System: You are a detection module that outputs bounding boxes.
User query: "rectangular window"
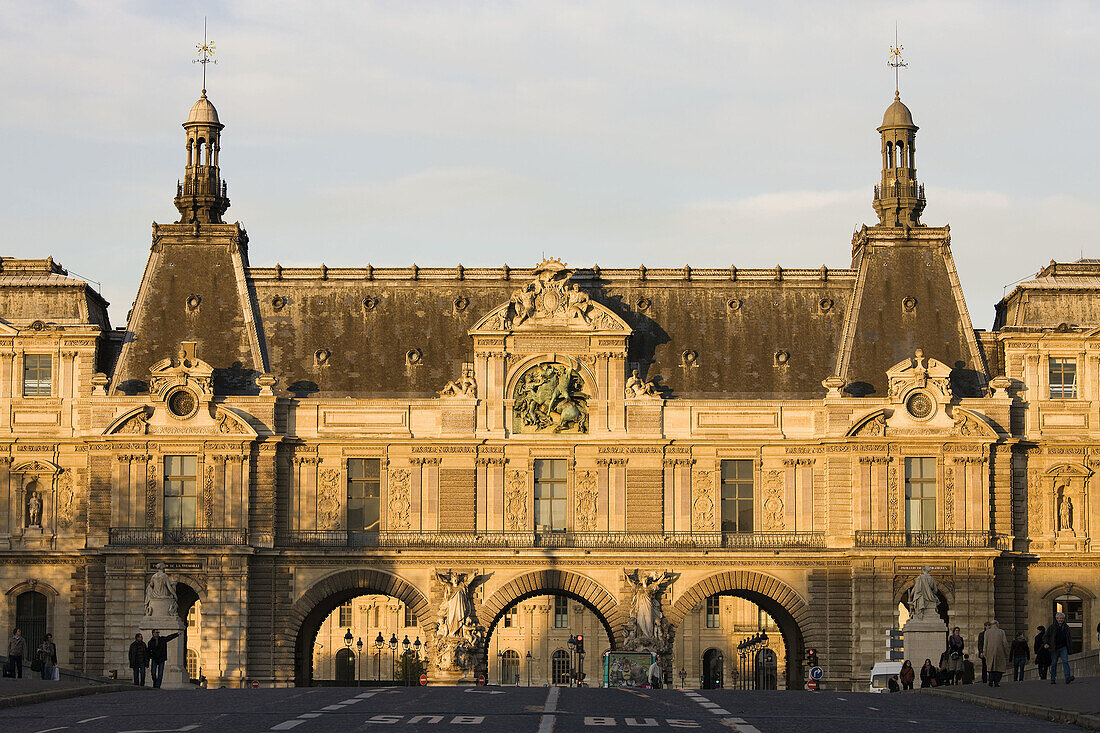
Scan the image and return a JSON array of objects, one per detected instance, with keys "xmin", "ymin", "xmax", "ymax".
[
  {"xmin": 22, "ymin": 355, "xmax": 52, "ymax": 397},
  {"xmin": 339, "ymin": 601, "xmax": 353, "ymax": 629},
  {"xmin": 163, "ymin": 455, "xmax": 198, "ymax": 529},
  {"xmin": 705, "ymin": 595, "xmax": 720, "ymax": 628},
  {"xmin": 1049, "ymin": 358, "xmax": 1078, "ymax": 398},
  {"xmin": 404, "ymin": 605, "xmax": 416, "ymax": 628},
  {"xmin": 347, "ymin": 458, "xmax": 381, "ymax": 531},
  {"xmin": 503, "ymin": 606, "xmax": 518, "ymax": 629},
  {"xmin": 904, "ymin": 457, "xmax": 937, "ymax": 531},
  {"xmin": 553, "ymin": 595, "xmax": 568, "ymax": 628},
  {"xmin": 720, "ymin": 459, "xmax": 754, "ymax": 533},
  {"xmin": 534, "ymin": 459, "xmax": 567, "ymax": 532}
]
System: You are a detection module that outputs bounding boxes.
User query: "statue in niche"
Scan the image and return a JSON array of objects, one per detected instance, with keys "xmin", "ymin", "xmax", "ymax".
[
  {"xmin": 145, "ymin": 562, "xmax": 178, "ymax": 618},
  {"xmin": 624, "ymin": 369, "xmax": 660, "ymax": 398},
  {"xmin": 26, "ymin": 490, "xmax": 42, "ymax": 528},
  {"xmin": 439, "ymin": 364, "xmax": 477, "ymax": 398},
  {"xmin": 1058, "ymin": 495, "xmax": 1074, "ymax": 532},
  {"xmin": 513, "ymin": 362, "xmax": 589, "ymax": 433},
  {"xmin": 907, "ymin": 566, "xmax": 939, "ymax": 622}
]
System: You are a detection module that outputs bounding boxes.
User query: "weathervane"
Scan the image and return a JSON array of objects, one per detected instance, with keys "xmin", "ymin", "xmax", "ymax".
[
  {"xmin": 888, "ymin": 28, "xmax": 907, "ymax": 97},
  {"xmin": 193, "ymin": 18, "xmax": 217, "ymax": 94}
]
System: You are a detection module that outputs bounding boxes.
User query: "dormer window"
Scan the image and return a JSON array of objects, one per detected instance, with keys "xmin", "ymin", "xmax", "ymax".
[{"xmin": 1049, "ymin": 358, "xmax": 1077, "ymax": 399}]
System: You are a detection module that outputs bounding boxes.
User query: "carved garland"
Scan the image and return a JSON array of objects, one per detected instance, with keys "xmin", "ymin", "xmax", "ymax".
[
  {"xmin": 388, "ymin": 469, "xmax": 411, "ymax": 530},
  {"xmin": 943, "ymin": 466, "xmax": 955, "ymax": 530},
  {"xmin": 203, "ymin": 464, "xmax": 215, "ymax": 527},
  {"xmin": 56, "ymin": 469, "xmax": 76, "ymax": 529},
  {"xmin": 318, "ymin": 468, "xmax": 342, "ymax": 529},
  {"xmin": 145, "ymin": 464, "xmax": 158, "ymax": 526},
  {"xmin": 692, "ymin": 471, "xmax": 715, "ymax": 531},
  {"xmin": 887, "ymin": 465, "xmax": 899, "ymax": 530},
  {"xmin": 505, "ymin": 470, "xmax": 528, "ymax": 531},
  {"xmin": 574, "ymin": 470, "xmax": 598, "ymax": 531}
]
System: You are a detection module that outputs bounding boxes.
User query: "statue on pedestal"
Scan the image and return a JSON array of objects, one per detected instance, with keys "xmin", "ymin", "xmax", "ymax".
[
  {"xmin": 430, "ymin": 570, "xmax": 491, "ymax": 674},
  {"xmin": 908, "ymin": 566, "xmax": 939, "ymax": 622},
  {"xmin": 145, "ymin": 562, "xmax": 178, "ymax": 618},
  {"xmin": 623, "ymin": 569, "xmax": 678, "ymax": 654},
  {"xmin": 26, "ymin": 491, "xmax": 42, "ymax": 528}
]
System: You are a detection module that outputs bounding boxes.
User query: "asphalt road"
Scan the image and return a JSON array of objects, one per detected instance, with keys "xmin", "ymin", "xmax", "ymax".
[{"xmin": 0, "ymin": 685, "xmax": 1080, "ymax": 733}]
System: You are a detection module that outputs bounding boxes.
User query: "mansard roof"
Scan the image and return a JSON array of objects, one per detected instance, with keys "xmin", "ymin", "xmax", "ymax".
[
  {"xmin": 0, "ymin": 257, "xmax": 110, "ymax": 330},
  {"xmin": 995, "ymin": 258, "xmax": 1100, "ymax": 330}
]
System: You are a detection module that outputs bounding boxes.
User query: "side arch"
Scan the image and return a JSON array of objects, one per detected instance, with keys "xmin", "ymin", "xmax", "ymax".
[
  {"xmin": 289, "ymin": 569, "xmax": 430, "ymax": 686},
  {"xmin": 480, "ymin": 569, "xmax": 628, "ymax": 644}
]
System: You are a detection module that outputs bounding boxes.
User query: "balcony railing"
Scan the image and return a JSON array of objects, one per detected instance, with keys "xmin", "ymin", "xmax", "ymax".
[
  {"xmin": 277, "ymin": 530, "xmax": 826, "ymax": 550},
  {"xmin": 854, "ymin": 530, "xmax": 997, "ymax": 548},
  {"xmin": 109, "ymin": 527, "xmax": 249, "ymax": 546}
]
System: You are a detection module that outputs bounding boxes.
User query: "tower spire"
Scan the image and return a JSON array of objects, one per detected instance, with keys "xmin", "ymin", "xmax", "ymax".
[
  {"xmin": 873, "ymin": 39, "xmax": 924, "ymax": 228},
  {"xmin": 174, "ymin": 25, "xmax": 229, "ymax": 224}
]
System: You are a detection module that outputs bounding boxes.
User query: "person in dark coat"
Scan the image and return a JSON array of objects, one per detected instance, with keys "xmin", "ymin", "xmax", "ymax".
[
  {"xmin": 128, "ymin": 633, "xmax": 149, "ymax": 686},
  {"xmin": 919, "ymin": 659, "xmax": 936, "ymax": 688},
  {"xmin": 899, "ymin": 660, "xmax": 915, "ymax": 690},
  {"xmin": 146, "ymin": 629, "xmax": 181, "ymax": 689},
  {"xmin": 1034, "ymin": 625, "xmax": 1051, "ymax": 680},
  {"xmin": 1010, "ymin": 632, "xmax": 1030, "ymax": 681},
  {"xmin": 961, "ymin": 654, "xmax": 976, "ymax": 684},
  {"xmin": 977, "ymin": 621, "xmax": 991, "ymax": 683},
  {"xmin": 7, "ymin": 629, "xmax": 26, "ymax": 679},
  {"xmin": 946, "ymin": 627, "xmax": 965, "ymax": 684},
  {"xmin": 36, "ymin": 633, "xmax": 57, "ymax": 681},
  {"xmin": 1043, "ymin": 612, "xmax": 1075, "ymax": 684}
]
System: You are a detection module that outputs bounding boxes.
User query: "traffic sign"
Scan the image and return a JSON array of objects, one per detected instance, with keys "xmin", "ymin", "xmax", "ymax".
[
  {"xmin": 251, "ymin": 680, "xmax": 259, "ymax": 689},
  {"xmin": 477, "ymin": 674, "xmax": 486, "ymax": 686},
  {"xmin": 420, "ymin": 673, "xmax": 428, "ymax": 686},
  {"xmin": 809, "ymin": 666, "xmax": 824, "ymax": 680},
  {"xmin": 806, "ymin": 679, "xmax": 818, "ymax": 691}
]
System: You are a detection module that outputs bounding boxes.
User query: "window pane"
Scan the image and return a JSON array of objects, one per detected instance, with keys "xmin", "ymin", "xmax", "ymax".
[
  {"xmin": 347, "ymin": 458, "xmax": 380, "ymax": 531},
  {"xmin": 23, "ymin": 355, "xmax": 52, "ymax": 396}
]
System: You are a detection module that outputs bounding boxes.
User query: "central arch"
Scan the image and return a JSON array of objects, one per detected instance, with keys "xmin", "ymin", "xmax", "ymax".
[
  {"xmin": 290, "ymin": 569, "xmax": 430, "ymax": 686},
  {"xmin": 668, "ymin": 570, "xmax": 813, "ymax": 691}
]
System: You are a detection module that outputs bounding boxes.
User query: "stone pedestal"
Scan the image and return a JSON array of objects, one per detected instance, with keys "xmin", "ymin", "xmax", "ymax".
[
  {"xmin": 141, "ymin": 615, "xmax": 190, "ymax": 689},
  {"xmin": 902, "ymin": 615, "xmax": 947, "ymax": 668}
]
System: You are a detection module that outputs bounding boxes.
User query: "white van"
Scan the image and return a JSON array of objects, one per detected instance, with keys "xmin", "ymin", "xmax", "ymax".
[{"xmin": 868, "ymin": 661, "xmax": 904, "ymax": 693}]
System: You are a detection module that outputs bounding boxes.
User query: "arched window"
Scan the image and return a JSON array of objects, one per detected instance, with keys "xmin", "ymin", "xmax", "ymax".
[
  {"xmin": 896, "ymin": 141, "xmax": 905, "ymax": 169},
  {"xmin": 186, "ymin": 648, "xmax": 199, "ymax": 680},
  {"xmin": 551, "ymin": 649, "xmax": 571, "ymax": 686},
  {"xmin": 196, "ymin": 138, "xmax": 206, "ymax": 167},
  {"xmin": 886, "ymin": 141, "xmax": 894, "ymax": 169},
  {"xmin": 1053, "ymin": 595, "xmax": 1084, "ymax": 653},
  {"xmin": 15, "ymin": 591, "xmax": 47, "ymax": 655},
  {"xmin": 501, "ymin": 649, "xmax": 520, "ymax": 685}
]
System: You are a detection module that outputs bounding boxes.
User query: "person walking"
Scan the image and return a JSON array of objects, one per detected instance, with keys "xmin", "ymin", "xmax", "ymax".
[
  {"xmin": 128, "ymin": 633, "xmax": 149, "ymax": 686},
  {"xmin": 36, "ymin": 634, "xmax": 57, "ymax": 681},
  {"xmin": 1010, "ymin": 632, "xmax": 1030, "ymax": 682},
  {"xmin": 983, "ymin": 619, "xmax": 1010, "ymax": 687},
  {"xmin": 919, "ymin": 659, "xmax": 936, "ymax": 688},
  {"xmin": 1043, "ymin": 612, "xmax": 1075, "ymax": 684},
  {"xmin": 977, "ymin": 621, "xmax": 991, "ymax": 683},
  {"xmin": 946, "ymin": 627, "xmax": 965, "ymax": 685},
  {"xmin": 1034, "ymin": 625, "xmax": 1051, "ymax": 680},
  {"xmin": 899, "ymin": 660, "xmax": 915, "ymax": 690},
  {"xmin": 146, "ymin": 629, "xmax": 180, "ymax": 689},
  {"xmin": 961, "ymin": 654, "xmax": 975, "ymax": 684},
  {"xmin": 647, "ymin": 656, "xmax": 662, "ymax": 689},
  {"xmin": 7, "ymin": 629, "xmax": 26, "ymax": 679}
]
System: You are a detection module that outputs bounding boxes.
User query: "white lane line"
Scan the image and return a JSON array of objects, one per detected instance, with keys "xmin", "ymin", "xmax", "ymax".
[
  {"xmin": 270, "ymin": 722, "xmax": 305, "ymax": 731},
  {"xmin": 298, "ymin": 714, "xmax": 321, "ymax": 718},
  {"xmin": 33, "ymin": 728, "xmax": 68, "ymax": 733},
  {"xmin": 835, "ymin": 696, "xmax": 847, "ymax": 700},
  {"xmin": 355, "ymin": 692, "xmax": 376, "ymax": 698},
  {"xmin": 119, "ymin": 727, "xmax": 200, "ymax": 733},
  {"xmin": 537, "ymin": 685, "xmax": 560, "ymax": 733},
  {"xmin": 710, "ymin": 709, "xmax": 731, "ymax": 715},
  {"xmin": 867, "ymin": 706, "xmax": 880, "ymax": 711},
  {"xmin": 338, "ymin": 698, "xmax": 362, "ymax": 704},
  {"xmin": 320, "ymin": 704, "xmax": 347, "ymax": 710},
  {"xmin": 721, "ymin": 719, "xmax": 762, "ymax": 733},
  {"xmin": 77, "ymin": 717, "xmax": 108, "ymax": 724}
]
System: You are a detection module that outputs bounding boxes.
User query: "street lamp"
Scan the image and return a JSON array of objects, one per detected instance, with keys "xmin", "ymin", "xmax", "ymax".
[
  {"xmin": 497, "ymin": 650, "xmax": 504, "ymax": 686},
  {"xmin": 402, "ymin": 636, "xmax": 411, "ymax": 686},
  {"xmin": 343, "ymin": 629, "xmax": 353, "ymax": 685},
  {"xmin": 388, "ymin": 634, "xmax": 398, "ymax": 683},
  {"xmin": 526, "ymin": 651, "xmax": 532, "ymax": 687},
  {"xmin": 374, "ymin": 632, "xmax": 384, "ymax": 682},
  {"xmin": 356, "ymin": 637, "xmax": 364, "ymax": 688},
  {"xmin": 413, "ymin": 637, "xmax": 422, "ymax": 662}
]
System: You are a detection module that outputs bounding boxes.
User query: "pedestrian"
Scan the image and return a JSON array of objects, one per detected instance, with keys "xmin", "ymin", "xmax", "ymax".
[
  {"xmin": 1034, "ymin": 625, "xmax": 1051, "ymax": 680},
  {"xmin": 36, "ymin": 633, "xmax": 57, "ymax": 681},
  {"xmin": 128, "ymin": 633, "xmax": 149, "ymax": 686},
  {"xmin": 1010, "ymin": 632, "xmax": 1029, "ymax": 682},
  {"xmin": 977, "ymin": 620, "xmax": 991, "ymax": 683},
  {"xmin": 1043, "ymin": 612, "xmax": 1075, "ymax": 684},
  {"xmin": 946, "ymin": 627, "xmax": 965, "ymax": 684},
  {"xmin": 647, "ymin": 655, "xmax": 661, "ymax": 689},
  {"xmin": 919, "ymin": 658, "xmax": 936, "ymax": 688},
  {"xmin": 935, "ymin": 652, "xmax": 951, "ymax": 686},
  {"xmin": 887, "ymin": 674, "xmax": 900, "ymax": 693},
  {"xmin": 7, "ymin": 628, "xmax": 26, "ymax": 679},
  {"xmin": 983, "ymin": 619, "xmax": 1010, "ymax": 687},
  {"xmin": 146, "ymin": 629, "xmax": 180, "ymax": 689},
  {"xmin": 961, "ymin": 654, "xmax": 975, "ymax": 684},
  {"xmin": 899, "ymin": 660, "xmax": 915, "ymax": 690}
]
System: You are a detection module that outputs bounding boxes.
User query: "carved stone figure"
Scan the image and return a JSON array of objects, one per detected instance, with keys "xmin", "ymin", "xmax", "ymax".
[
  {"xmin": 439, "ymin": 364, "xmax": 477, "ymax": 398},
  {"xmin": 510, "ymin": 285, "xmax": 538, "ymax": 327},
  {"xmin": 907, "ymin": 566, "xmax": 939, "ymax": 621},
  {"xmin": 565, "ymin": 284, "xmax": 591, "ymax": 323},
  {"xmin": 1058, "ymin": 495, "xmax": 1073, "ymax": 532},
  {"xmin": 26, "ymin": 491, "xmax": 41, "ymax": 528},
  {"xmin": 624, "ymin": 369, "xmax": 660, "ymax": 398},
  {"xmin": 145, "ymin": 562, "xmax": 178, "ymax": 618},
  {"xmin": 513, "ymin": 363, "xmax": 589, "ymax": 433},
  {"xmin": 623, "ymin": 569, "xmax": 677, "ymax": 643},
  {"xmin": 434, "ymin": 570, "xmax": 490, "ymax": 639}
]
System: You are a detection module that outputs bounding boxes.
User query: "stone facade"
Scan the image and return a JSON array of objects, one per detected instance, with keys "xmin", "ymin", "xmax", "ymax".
[{"xmin": 0, "ymin": 89, "xmax": 1096, "ymax": 692}]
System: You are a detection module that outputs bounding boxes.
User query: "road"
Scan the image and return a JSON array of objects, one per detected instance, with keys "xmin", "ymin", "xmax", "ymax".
[{"xmin": 0, "ymin": 685, "xmax": 1079, "ymax": 733}]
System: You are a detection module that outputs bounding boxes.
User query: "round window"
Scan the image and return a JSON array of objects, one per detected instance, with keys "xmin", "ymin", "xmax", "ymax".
[
  {"xmin": 905, "ymin": 391, "xmax": 935, "ymax": 420},
  {"xmin": 166, "ymin": 389, "xmax": 198, "ymax": 419}
]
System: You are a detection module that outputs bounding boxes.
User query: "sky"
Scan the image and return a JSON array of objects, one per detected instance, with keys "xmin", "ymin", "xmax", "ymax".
[{"xmin": 2, "ymin": 0, "xmax": 1098, "ymax": 328}]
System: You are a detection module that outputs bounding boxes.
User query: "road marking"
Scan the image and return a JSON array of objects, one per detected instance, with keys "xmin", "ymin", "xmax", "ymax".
[
  {"xmin": 835, "ymin": 697, "xmax": 846, "ymax": 701},
  {"xmin": 464, "ymin": 688, "xmax": 506, "ymax": 694},
  {"xmin": 270, "ymin": 722, "xmax": 305, "ymax": 731},
  {"xmin": 721, "ymin": 719, "xmax": 762, "ymax": 733},
  {"xmin": 339, "ymin": 698, "xmax": 363, "ymax": 704},
  {"xmin": 867, "ymin": 707, "xmax": 879, "ymax": 711},
  {"xmin": 119, "ymin": 727, "xmax": 200, "ymax": 733},
  {"xmin": 537, "ymin": 685, "xmax": 560, "ymax": 733},
  {"xmin": 321, "ymin": 704, "xmax": 347, "ymax": 710},
  {"xmin": 709, "ymin": 710, "xmax": 731, "ymax": 716},
  {"xmin": 77, "ymin": 717, "xmax": 108, "ymax": 724},
  {"xmin": 33, "ymin": 728, "xmax": 68, "ymax": 733},
  {"xmin": 298, "ymin": 714, "xmax": 321, "ymax": 718}
]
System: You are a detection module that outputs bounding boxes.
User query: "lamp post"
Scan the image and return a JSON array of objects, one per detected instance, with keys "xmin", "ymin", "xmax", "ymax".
[
  {"xmin": 497, "ymin": 650, "xmax": 504, "ymax": 686},
  {"xmin": 526, "ymin": 651, "xmax": 532, "ymax": 687},
  {"xmin": 343, "ymin": 629, "xmax": 354, "ymax": 685},
  {"xmin": 401, "ymin": 636, "xmax": 411, "ymax": 686},
  {"xmin": 413, "ymin": 637, "xmax": 422, "ymax": 682},
  {"xmin": 374, "ymin": 632, "xmax": 384, "ymax": 682},
  {"xmin": 356, "ymin": 637, "xmax": 364, "ymax": 688},
  {"xmin": 388, "ymin": 634, "xmax": 398, "ymax": 683}
]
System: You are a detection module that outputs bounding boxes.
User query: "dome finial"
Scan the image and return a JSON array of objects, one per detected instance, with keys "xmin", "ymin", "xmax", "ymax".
[
  {"xmin": 888, "ymin": 26, "xmax": 907, "ymax": 97},
  {"xmin": 193, "ymin": 17, "xmax": 217, "ymax": 96}
]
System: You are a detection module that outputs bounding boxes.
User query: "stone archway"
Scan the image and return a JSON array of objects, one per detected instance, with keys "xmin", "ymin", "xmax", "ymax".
[
  {"xmin": 290, "ymin": 569, "xmax": 430, "ymax": 686},
  {"xmin": 668, "ymin": 570, "xmax": 814, "ymax": 691}
]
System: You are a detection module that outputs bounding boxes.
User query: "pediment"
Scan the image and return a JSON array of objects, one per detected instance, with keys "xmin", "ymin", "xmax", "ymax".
[
  {"xmin": 1044, "ymin": 462, "xmax": 1092, "ymax": 478},
  {"xmin": 470, "ymin": 300, "xmax": 630, "ymax": 335},
  {"xmin": 10, "ymin": 459, "xmax": 61, "ymax": 475},
  {"xmin": 0, "ymin": 318, "xmax": 18, "ymax": 336},
  {"xmin": 886, "ymin": 349, "xmax": 953, "ymax": 403}
]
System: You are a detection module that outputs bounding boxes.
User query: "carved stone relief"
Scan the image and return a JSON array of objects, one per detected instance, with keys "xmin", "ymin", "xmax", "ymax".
[
  {"xmin": 56, "ymin": 470, "xmax": 75, "ymax": 529},
  {"xmin": 943, "ymin": 466, "xmax": 955, "ymax": 530},
  {"xmin": 505, "ymin": 470, "xmax": 528, "ymax": 531},
  {"xmin": 887, "ymin": 465, "xmax": 899, "ymax": 530},
  {"xmin": 512, "ymin": 362, "xmax": 588, "ymax": 434},
  {"xmin": 574, "ymin": 470, "xmax": 598, "ymax": 531},
  {"xmin": 203, "ymin": 464, "xmax": 215, "ymax": 527},
  {"xmin": 145, "ymin": 464, "xmax": 158, "ymax": 527},
  {"xmin": 762, "ymin": 470, "xmax": 785, "ymax": 531},
  {"xmin": 692, "ymin": 471, "xmax": 715, "ymax": 531},
  {"xmin": 318, "ymin": 468, "xmax": 342, "ymax": 529},
  {"xmin": 388, "ymin": 469, "xmax": 411, "ymax": 530}
]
